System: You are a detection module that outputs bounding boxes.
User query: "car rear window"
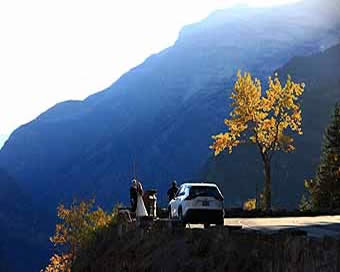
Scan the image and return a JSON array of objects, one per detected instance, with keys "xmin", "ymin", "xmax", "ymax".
[{"xmin": 189, "ymin": 186, "xmax": 223, "ymax": 199}]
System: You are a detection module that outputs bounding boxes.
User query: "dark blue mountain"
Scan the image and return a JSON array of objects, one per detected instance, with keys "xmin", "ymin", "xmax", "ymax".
[
  {"xmin": 0, "ymin": 0, "xmax": 339, "ymax": 211},
  {"xmin": 0, "ymin": 168, "xmax": 50, "ymax": 272}
]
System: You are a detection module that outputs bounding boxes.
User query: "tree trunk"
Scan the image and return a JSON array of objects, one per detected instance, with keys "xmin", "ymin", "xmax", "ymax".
[
  {"xmin": 263, "ymin": 159, "xmax": 272, "ymax": 211},
  {"xmin": 330, "ymin": 191, "xmax": 334, "ymax": 210}
]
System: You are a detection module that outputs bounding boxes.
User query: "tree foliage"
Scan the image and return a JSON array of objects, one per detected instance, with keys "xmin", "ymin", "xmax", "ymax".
[
  {"xmin": 305, "ymin": 103, "xmax": 340, "ymax": 210},
  {"xmin": 42, "ymin": 199, "xmax": 115, "ymax": 272},
  {"xmin": 211, "ymin": 71, "xmax": 304, "ymax": 210},
  {"xmin": 243, "ymin": 198, "xmax": 256, "ymax": 211}
]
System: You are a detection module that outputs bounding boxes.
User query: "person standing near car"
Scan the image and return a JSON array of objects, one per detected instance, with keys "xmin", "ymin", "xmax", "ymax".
[
  {"xmin": 167, "ymin": 180, "xmax": 179, "ymax": 202},
  {"xmin": 136, "ymin": 179, "xmax": 148, "ymax": 217},
  {"xmin": 130, "ymin": 179, "xmax": 138, "ymax": 212}
]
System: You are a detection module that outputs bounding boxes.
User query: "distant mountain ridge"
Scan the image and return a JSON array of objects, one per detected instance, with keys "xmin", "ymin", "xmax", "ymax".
[
  {"xmin": 0, "ymin": 0, "xmax": 340, "ymax": 211},
  {"xmin": 0, "ymin": 134, "xmax": 8, "ymax": 149}
]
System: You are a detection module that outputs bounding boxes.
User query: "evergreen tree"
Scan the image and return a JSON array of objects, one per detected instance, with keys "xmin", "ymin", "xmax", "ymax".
[{"xmin": 305, "ymin": 103, "xmax": 340, "ymax": 209}]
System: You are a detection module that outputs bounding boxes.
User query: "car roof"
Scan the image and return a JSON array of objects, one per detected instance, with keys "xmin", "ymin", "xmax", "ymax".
[{"xmin": 181, "ymin": 183, "xmax": 218, "ymax": 187}]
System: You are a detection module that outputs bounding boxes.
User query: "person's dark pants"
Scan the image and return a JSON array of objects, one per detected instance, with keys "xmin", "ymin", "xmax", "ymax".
[{"xmin": 131, "ymin": 199, "xmax": 137, "ymax": 213}]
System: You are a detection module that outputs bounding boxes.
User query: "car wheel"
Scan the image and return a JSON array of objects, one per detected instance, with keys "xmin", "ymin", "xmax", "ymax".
[{"xmin": 178, "ymin": 207, "xmax": 186, "ymax": 227}]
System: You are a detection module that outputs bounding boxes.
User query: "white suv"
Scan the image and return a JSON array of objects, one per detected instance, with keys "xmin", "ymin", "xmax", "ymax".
[{"xmin": 168, "ymin": 183, "xmax": 224, "ymax": 226}]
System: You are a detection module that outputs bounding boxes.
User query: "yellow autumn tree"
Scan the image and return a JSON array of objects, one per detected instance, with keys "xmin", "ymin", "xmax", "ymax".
[
  {"xmin": 210, "ymin": 71, "xmax": 305, "ymax": 211},
  {"xmin": 243, "ymin": 198, "xmax": 256, "ymax": 211},
  {"xmin": 42, "ymin": 199, "xmax": 113, "ymax": 272}
]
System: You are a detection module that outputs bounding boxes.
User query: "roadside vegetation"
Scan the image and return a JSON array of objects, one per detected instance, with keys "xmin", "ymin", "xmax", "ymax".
[
  {"xmin": 302, "ymin": 103, "xmax": 340, "ymax": 210},
  {"xmin": 42, "ymin": 199, "xmax": 118, "ymax": 272},
  {"xmin": 243, "ymin": 198, "xmax": 256, "ymax": 211}
]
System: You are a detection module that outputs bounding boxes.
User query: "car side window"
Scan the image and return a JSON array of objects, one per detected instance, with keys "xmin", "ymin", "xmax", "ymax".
[
  {"xmin": 175, "ymin": 186, "xmax": 182, "ymax": 197},
  {"xmin": 177, "ymin": 186, "xmax": 186, "ymax": 196}
]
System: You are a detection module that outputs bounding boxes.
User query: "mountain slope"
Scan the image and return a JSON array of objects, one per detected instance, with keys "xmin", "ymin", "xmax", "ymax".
[
  {"xmin": 0, "ymin": 0, "xmax": 340, "ymax": 210},
  {"xmin": 0, "ymin": 134, "xmax": 8, "ymax": 149},
  {"xmin": 0, "ymin": 168, "xmax": 50, "ymax": 272},
  {"xmin": 203, "ymin": 43, "xmax": 340, "ymax": 208}
]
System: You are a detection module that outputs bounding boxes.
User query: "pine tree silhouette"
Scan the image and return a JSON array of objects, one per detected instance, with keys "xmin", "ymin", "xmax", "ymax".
[{"xmin": 306, "ymin": 103, "xmax": 340, "ymax": 209}]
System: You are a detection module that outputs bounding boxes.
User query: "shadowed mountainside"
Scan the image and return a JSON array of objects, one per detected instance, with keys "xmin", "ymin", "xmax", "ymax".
[{"xmin": 0, "ymin": 168, "xmax": 51, "ymax": 272}]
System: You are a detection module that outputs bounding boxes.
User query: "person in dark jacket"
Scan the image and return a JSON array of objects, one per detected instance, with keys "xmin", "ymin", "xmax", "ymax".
[
  {"xmin": 130, "ymin": 179, "xmax": 138, "ymax": 212},
  {"xmin": 167, "ymin": 180, "xmax": 179, "ymax": 202}
]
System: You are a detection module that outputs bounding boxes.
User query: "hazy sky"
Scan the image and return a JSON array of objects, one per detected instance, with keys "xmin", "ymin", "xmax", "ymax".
[{"xmin": 0, "ymin": 0, "xmax": 301, "ymax": 136}]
